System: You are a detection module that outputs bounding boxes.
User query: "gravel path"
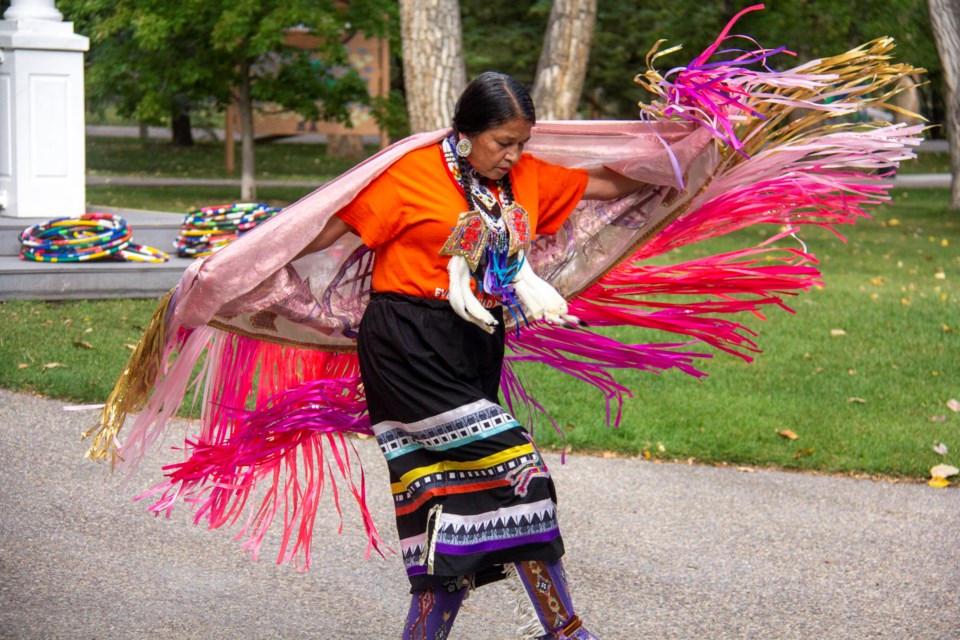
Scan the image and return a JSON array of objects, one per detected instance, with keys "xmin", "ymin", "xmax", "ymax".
[{"xmin": 1, "ymin": 389, "xmax": 957, "ymax": 639}]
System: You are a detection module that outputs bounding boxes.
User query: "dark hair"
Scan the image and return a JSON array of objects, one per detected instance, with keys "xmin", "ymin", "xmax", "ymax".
[{"xmin": 452, "ymin": 72, "xmax": 536, "ymax": 136}]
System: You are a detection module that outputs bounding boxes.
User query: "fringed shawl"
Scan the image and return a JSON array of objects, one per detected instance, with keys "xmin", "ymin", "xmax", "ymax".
[{"xmin": 85, "ymin": 4, "xmax": 924, "ymax": 569}]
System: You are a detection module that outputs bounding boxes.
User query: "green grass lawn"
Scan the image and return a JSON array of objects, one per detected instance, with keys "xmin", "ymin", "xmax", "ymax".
[
  {"xmin": 86, "ymin": 184, "xmax": 316, "ymax": 213},
  {"xmin": 521, "ymin": 188, "xmax": 959, "ymax": 478},
  {"xmin": 87, "ymin": 137, "xmax": 369, "ymax": 183},
  {"xmin": 85, "ymin": 137, "xmax": 367, "ymax": 213},
  {"xmin": 2, "ymin": 185, "xmax": 956, "ymax": 479},
  {"xmin": 898, "ymin": 150, "xmax": 952, "ymax": 174}
]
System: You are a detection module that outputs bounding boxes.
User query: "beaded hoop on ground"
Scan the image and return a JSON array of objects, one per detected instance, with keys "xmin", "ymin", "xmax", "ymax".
[
  {"xmin": 19, "ymin": 213, "xmax": 169, "ymax": 263},
  {"xmin": 175, "ymin": 203, "xmax": 282, "ymax": 257}
]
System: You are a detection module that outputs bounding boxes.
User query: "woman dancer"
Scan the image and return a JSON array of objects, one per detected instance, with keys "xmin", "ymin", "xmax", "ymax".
[{"xmin": 297, "ymin": 71, "xmax": 639, "ymax": 639}]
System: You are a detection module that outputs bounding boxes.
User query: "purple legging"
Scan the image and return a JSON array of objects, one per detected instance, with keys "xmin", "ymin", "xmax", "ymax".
[
  {"xmin": 402, "ymin": 559, "xmax": 591, "ymax": 639},
  {"xmin": 401, "ymin": 579, "xmax": 470, "ymax": 640}
]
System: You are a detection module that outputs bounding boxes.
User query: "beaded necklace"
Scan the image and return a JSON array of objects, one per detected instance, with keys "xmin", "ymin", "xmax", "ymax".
[{"xmin": 439, "ymin": 134, "xmax": 532, "ymax": 323}]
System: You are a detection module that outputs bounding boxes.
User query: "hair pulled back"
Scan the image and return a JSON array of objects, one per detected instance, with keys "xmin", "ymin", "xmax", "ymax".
[{"xmin": 452, "ymin": 72, "xmax": 536, "ymax": 136}]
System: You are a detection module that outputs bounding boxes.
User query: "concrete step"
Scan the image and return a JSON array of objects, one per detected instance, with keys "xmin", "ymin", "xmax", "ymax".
[
  {"xmin": 0, "ymin": 254, "xmax": 191, "ymax": 300},
  {"xmin": 0, "ymin": 208, "xmax": 191, "ymax": 300}
]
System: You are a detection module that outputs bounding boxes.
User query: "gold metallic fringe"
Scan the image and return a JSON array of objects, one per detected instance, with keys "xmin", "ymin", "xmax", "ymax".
[
  {"xmin": 83, "ymin": 288, "xmax": 176, "ymax": 468},
  {"xmin": 637, "ymin": 37, "xmax": 925, "ymax": 166}
]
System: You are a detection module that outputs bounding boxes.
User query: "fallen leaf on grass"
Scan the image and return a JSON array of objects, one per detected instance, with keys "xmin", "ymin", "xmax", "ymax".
[
  {"xmin": 933, "ymin": 442, "xmax": 948, "ymax": 456},
  {"xmin": 929, "ymin": 464, "xmax": 959, "ymax": 488},
  {"xmin": 41, "ymin": 362, "xmax": 64, "ymax": 371},
  {"xmin": 931, "ymin": 464, "xmax": 959, "ymax": 478},
  {"xmin": 18, "ymin": 363, "xmax": 29, "ymax": 369},
  {"xmin": 72, "ymin": 340, "xmax": 95, "ymax": 350},
  {"xmin": 778, "ymin": 429, "xmax": 799, "ymax": 440},
  {"xmin": 947, "ymin": 399, "xmax": 960, "ymax": 413},
  {"xmin": 847, "ymin": 397, "xmax": 867, "ymax": 404},
  {"xmin": 793, "ymin": 448, "xmax": 815, "ymax": 459},
  {"xmin": 930, "ymin": 415, "xmax": 947, "ymax": 423},
  {"xmin": 830, "ymin": 329, "xmax": 847, "ymax": 337},
  {"xmin": 123, "ymin": 343, "xmax": 137, "ymax": 350},
  {"xmin": 83, "ymin": 327, "xmax": 93, "ymax": 334}
]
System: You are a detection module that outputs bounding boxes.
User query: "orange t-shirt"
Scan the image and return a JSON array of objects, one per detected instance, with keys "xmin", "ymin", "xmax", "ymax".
[{"xmin": 336, "ymin": 143, "xmax": 589, "ymax": 302}]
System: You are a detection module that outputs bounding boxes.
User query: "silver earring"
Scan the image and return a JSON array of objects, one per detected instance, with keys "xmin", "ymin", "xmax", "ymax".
[{"xmin": 456, "ymin": 138, "xmax": 473, "ymax": 158}]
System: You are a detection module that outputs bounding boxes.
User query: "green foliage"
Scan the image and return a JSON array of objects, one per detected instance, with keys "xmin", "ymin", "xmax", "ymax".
[
  {"xmin": 460, "ymin": 0, "xmax": 939, "ymax": 122},
  {"xmin": 461, "ymin": 0, "xmax": 549, "ymax": 85},
  {"xmin": 589, "ymin": 0, "xmax": 940, "ymax": 119},
  {"xmin": 370, "ymin": 90, "xmax": 412, "ymax": 140},
  {"xmin": 58, "ymin": 0, "xmax": 393, "ymax": 128}
]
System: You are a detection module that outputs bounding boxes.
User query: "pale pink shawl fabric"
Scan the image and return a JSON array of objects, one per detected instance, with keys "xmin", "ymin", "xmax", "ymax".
[{"xmin": 170, "ymin": 121, "xmax": 713, "ymax": 351}]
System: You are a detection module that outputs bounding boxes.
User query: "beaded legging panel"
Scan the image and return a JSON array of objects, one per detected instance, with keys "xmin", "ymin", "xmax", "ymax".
[
  {"xmin": 402, "ymin": 581, "xmax": 470, "ymax": 640},
  {"xmin": 401, "ymin": 559, "xmax": 592, "ymax": 639},
  {"xmin": 513, "ymin": 558, "xmax": 584, "ymax": 638}
]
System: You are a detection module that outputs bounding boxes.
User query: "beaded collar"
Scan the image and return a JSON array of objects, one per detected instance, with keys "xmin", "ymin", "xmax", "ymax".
[{"xmin": 438, "ymin": 134, "xmax": 531, "ymax": 273}]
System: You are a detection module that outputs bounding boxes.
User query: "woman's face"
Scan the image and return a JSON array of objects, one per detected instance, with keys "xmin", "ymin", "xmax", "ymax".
[{"xmin": 463, "ymin": 117, "xmax": 533, "ymax": 181}]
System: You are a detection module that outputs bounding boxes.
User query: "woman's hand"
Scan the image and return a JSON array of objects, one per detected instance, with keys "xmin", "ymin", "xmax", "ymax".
[
  {"xmin": 447, "ymin": 255, "xmax": 498, "ymax": 333},
  {"xmin": 513, "ymin": 254, "xmax": 580, "ymax": 327}
]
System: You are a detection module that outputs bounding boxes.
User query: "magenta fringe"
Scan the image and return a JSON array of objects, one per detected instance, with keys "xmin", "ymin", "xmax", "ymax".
[{"xmin": 137, "ymin": 376, "xmax": 385, "ymax": 568}]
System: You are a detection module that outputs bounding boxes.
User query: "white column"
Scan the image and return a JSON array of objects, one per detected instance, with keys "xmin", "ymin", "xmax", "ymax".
[{"xmin": 0, "ymin": 0, "xmax": 89, "ymax": 218}]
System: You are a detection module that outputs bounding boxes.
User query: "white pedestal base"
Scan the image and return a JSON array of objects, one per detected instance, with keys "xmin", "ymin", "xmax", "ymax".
[{"xmin": 0, "ymin": 15, "xmax": 89, "ymax": 219}]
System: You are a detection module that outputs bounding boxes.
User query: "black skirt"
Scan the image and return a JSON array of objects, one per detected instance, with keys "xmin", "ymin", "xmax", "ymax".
[{"xmin": 358, "ymin": 293, "xmax": 564, "ymax": 592}]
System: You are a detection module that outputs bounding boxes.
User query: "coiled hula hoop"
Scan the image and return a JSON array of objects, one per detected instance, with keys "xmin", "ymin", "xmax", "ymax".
[
  {"xmin": 176, "ymin": 203, "xmax": 282, "ymax": 257},
  {"xmin": 19, "ymin": 212, "xmax": 169, "ymax": 263}
]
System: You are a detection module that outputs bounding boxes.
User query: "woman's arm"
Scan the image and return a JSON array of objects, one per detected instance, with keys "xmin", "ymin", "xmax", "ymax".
[
  {"xmin": 583, "ymin": 166, "xmax": 644, "ymax": 201},
  {"xmin": 295, "ymin": 215, "xmax": 355, "ymax": 259}
]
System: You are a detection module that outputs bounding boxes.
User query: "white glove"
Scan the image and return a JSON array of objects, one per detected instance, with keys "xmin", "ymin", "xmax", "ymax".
[
  {"xmin": 513, "ymin": 254, "xmax": 580, "ymax": 326},
  {"xmin": 447, "ymin": 255, "xmax": 498, "ymax": 333}
]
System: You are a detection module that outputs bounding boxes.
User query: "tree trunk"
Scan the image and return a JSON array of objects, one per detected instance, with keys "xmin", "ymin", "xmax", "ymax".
[
  {"xmin": 328, "ymin": 134, "xmax": 366, "ymax": 159},
  {"xmin": 171, "ymin": 111, "xmax": 194, "ymax": 147},
  {"xmin": 238, "ymin": 64, "xmax": 256, "ymax": 201},
  {"xmin": 531, "ymin": 0, "xmax": 597, "ymax": 121},
  {"xmin": 928, "ymin": 0, "xmax": 960, "ymax": 209},
  {"xmin": 399, "ymin": 0, "xmax": 467, "ymax": 132}
]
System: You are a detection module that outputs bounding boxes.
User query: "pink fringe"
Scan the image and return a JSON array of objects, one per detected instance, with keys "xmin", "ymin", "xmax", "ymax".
[
  {"xmin": 116, "ymin": 328, "xmax": 374, "ymax": 567},
  {"xmin": 137, "ymin": 376, "xmax": 386, "ymax": 568}
]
